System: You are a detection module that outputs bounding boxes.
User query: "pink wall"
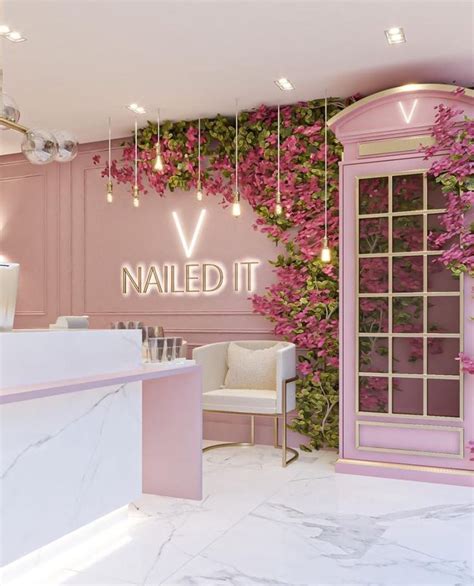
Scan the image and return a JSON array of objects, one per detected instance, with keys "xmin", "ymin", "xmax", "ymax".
[{"xmin": 0, "ymin": 140, "xmax": 302, "ymax": 447}]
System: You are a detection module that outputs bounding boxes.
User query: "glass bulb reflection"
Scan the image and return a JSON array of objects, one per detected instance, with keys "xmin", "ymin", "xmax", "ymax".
[
  {"xmin": 53, "ymin": 130, "xmax": 78, "ymax": 163},
  {"xmin": 275, "ymin": 202, "xmax": 283, "ymax": 215},
  {"xmin": 21, "ymin": 128, "xmax": 58, "ymax": 165},
  {"xmin": 133, "ymin": 196, "xmax": 140, "ymax": 208},
  {"xmin": 0, "ymin": 93, "xmax": 20, "ymax": 127}
]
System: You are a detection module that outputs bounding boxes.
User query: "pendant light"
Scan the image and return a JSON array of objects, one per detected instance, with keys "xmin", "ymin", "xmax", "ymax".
[
  {"xmin": 232, "ymin": 100, "xmax": 241, "ymax": 217},
  {"xmin": 275, "ymin": 104, "xmax": 282, "ymax": 216},
  {"xmin": 320, "ymin": 95, "xmax": 331, "ymax": 263},
  {"xmin": 133, "ymin": 118, "xmax": 140, "ymax": 208},
  {"xmin": 106, "ymin": 117, "xmax": 113, "ymax": 203},
  {"xmin": 196, "ymin": 118, "xmax": 203, "ymax": 201},
  {"xmin": 153, "ymin": 109, "xmax": 164, "ymax": 173}
]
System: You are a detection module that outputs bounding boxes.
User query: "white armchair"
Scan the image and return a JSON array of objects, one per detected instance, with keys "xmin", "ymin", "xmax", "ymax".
[{"xmin": 193, "ymin": 340, "xmax": 298, "ymax": 466}]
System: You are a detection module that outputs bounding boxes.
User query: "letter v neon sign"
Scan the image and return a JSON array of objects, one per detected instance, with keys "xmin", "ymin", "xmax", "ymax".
[
  {"xmin": 398, "ymin": 99, "xmax": 418, "ymax": 124},
  {"xmin": 172, "ymin": 209, "xmax": 207, "ymax": 258}
]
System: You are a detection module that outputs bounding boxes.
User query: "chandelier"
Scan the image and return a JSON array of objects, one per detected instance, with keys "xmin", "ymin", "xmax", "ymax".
[{"xmin": 0, "ymin": 87, "xmax": 78, "ymax": 165}]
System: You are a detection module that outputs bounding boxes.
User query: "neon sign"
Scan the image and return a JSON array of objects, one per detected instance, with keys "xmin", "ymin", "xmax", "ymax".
[
  {"xmin": 398, "ymin": 99, "xmax": 418, "ymax": 124},
  {"xmin": 121, "ymin": 209, "xmax": 261, "ymax": 296},
  {"xmin": 122, "ymin": 260, "xmax": 260, "ymax": 295}
]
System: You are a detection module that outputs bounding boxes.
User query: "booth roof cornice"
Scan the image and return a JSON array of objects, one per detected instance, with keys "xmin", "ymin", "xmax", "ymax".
[{"xmin": 328, "ymin": 83, "xmax": 474, "ymax": 129}]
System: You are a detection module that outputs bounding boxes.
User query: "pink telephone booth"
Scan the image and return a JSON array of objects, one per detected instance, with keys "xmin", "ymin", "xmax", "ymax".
[{"xmin": 329, "ymin": 84, "xmax": 474, "ymax": 486}]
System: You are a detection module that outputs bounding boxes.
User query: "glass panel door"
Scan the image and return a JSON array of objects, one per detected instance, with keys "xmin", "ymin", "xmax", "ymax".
[{"xmin": 356, "ymin": 172, "xmax": 462, "ymax": 420}]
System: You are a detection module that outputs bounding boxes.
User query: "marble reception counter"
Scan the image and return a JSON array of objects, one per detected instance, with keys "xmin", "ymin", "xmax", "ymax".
[{"xmin": 0, "ymin": 330, "xmax": 202, "ymax": 568}]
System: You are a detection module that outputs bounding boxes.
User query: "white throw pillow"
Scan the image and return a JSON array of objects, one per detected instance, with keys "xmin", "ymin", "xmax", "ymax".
[{"xmin": 224, "ymin": 342, "xmax": 283, "ymax": 391}]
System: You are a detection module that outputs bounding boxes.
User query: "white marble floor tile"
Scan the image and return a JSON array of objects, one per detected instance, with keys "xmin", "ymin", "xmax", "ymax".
[{"xmin": 5, "ymin": 445, "xmax": 474, "ymax": 586}]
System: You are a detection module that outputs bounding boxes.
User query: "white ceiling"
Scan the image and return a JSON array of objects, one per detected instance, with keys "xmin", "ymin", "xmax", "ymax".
[{"xmin": 1, "ymin": 0, "xmax": 473, "ymax": 154}]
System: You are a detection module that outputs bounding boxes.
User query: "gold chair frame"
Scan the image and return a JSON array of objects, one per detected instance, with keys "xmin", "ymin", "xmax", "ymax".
[{"xmin": 203, "ymin": 376, "xmax": 299, "ymax": 467}]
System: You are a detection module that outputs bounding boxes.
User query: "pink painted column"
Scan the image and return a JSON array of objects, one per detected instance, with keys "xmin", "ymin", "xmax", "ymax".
[{"xmin": 142, "ymin": 368, "xmax": 202, "ymax": 500}]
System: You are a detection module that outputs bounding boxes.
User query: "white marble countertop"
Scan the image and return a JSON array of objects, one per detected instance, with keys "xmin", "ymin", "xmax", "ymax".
[
  {"xmin": 0, "ymin": 360, "xmax": 198, "ymax": 404},
  {"xmin": 0, "ymin": 329, "xmax": 143, "ymax": 389}
]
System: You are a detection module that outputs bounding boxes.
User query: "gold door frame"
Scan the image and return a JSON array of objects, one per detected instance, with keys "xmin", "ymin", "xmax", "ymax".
[{"xmin": 355, "ymin": 170, "xmax": 464, "ymax": 429}]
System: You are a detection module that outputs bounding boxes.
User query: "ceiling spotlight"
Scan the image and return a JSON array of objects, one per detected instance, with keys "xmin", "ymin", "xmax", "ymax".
[
  {"xmin": 385, "ymin": 27, "xmax": 406, "ymax": 44},
  {"xmin": 0, "ymin": 25, "xmax": 11, "ymax": 35},
  {"xmin": 6, "ymin": 31, "xmax": 27, "ymax": 43},
  {"xmin": 275, "ymin": 78, "xmax": 295, "ymax": 91},
  {"xmin": 127, "ymin": 103, "xmax": 146, "ymax": 115}
]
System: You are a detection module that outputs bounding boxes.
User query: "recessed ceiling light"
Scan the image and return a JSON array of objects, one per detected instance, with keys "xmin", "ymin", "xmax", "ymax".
[
  {"xmin": 275, "ymin": 78, "xmax": 295, "ymax": 91},
  {"xmin": 385, "ymin": 27, "xmax": 406, "ymax": 44},
  {"xmin": 6, "ymin": 30, "xmax": 27, "ymax": 43},
  {"xmin": 127, "ymin": 103, "xmax": 146, "ymax": 114},
  {"xmin": 0, "ymin": 24, "xmax": 11, "ymax": 35}
]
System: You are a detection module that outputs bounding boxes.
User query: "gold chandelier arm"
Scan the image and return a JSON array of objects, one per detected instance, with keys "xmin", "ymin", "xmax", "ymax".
[{"xmin": 0, "ymin": 117, "xmax": 28, "ymax": 134}]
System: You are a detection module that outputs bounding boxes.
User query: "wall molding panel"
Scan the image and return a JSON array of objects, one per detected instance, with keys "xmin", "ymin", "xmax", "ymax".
[{"xmin": 2, "ymin": 142, "xmax": 279, "ymax": 346}]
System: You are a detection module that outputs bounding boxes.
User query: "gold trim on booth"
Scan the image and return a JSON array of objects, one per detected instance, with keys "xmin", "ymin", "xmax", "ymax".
[
  {"xmin": 355, "ymin": 421, "xmax": 464, "ymax": 458},
  {"xmin": 327, "ymin": 83, "xmax": 474, "ymax": 128},
  {"xmin": 359, "ymin": 135, "xmax": 435, "ymax": 157},
  {"xmin": 337, "ymin": 458, "xmax": 474, "ymax": 477},
  {"xmin": 355, "ymin": 170, "xmax": 464, "ymax": 422}
]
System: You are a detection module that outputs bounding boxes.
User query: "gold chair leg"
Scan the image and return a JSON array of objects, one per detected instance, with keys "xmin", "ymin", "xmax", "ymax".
[
  {"xmin": 273, "ymin": 416, "xmax": 279, "ymax": 448},
  {"xmin": 203, "ymin": 413, "xmax": 256, "ymax": 453},
  {"xmin": 203, "ymin": 377, "xmax": 299, "ymax": 466},
  {"xmin": 280, "ymin": 376, "xmax": 299, "ymax": 467}
]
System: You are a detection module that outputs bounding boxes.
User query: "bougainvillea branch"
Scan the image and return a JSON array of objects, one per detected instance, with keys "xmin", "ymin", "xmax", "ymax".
[
  {"xmin": 421, "ymin": 91, "xmax": 473, "ymax": 377},
  {"xmin": 419, "ymin": 88, "xmax": 474, "ymax": 459},
  {"xmin": 421, "ymin": 88, "xmax": 474, "ymax": 277},
  {"xmin": 94, "ymin": 99, "xmax": 347, "ymax": 451}
]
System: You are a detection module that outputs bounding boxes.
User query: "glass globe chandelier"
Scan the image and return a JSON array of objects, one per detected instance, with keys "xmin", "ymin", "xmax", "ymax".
[{"xmin": 0, "ymin": 91, "xmax": 78, "ymax": 165}]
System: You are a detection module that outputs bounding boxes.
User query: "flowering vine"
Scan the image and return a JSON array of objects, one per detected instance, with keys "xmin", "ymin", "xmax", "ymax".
[
  {"xmin": 420, "ymin": 88, "xmax": 474, "ymax": 460},
  {"xmin": 421, "ymin": 89, "xmax": 474, "ymax": 377},
  {"xmin": 94, "ymin": 99, "xmax": 347, "ymax": 451}
]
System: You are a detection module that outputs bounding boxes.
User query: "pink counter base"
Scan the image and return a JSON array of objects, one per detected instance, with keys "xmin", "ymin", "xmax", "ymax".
[
  {"xmin": 143, "ymin": 370, "xmax": 202, "ymax": 500},
  {"xmin": 336, "ymin": 459, "xmax": 474, "ymax": 488}
]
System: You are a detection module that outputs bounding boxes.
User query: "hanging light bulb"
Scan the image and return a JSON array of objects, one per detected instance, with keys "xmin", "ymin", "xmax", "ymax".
[
  {"xmin": 275, "ymin": 199, "xmax": 283, "ymax": 216},
  {"xmin": 275, "ymin": 104, "xmax": 283, "ymax": 216},
  {"xmin": 232, "ymin": 193, "xmax": 241, "ymax": 217},
  {"xmin": 196, "ymin": 118, "xmax": 203, "ymax": 201},
  {"xmin": 106, "ymin": 182, "xmax": 113, "ymax": 204},
  {"xmin": 321, "ymin": 236, "xmax": 331, "ymax": 262},
  {"xmin": 133, "ymin": 119, "xmax": 140, "ymax": 207},
  {"xmin": 153, "ymin": 109, "xmax": 164, "ymax": 173},
  {"xmin": 153, "ymin": 149, "xmax": 164, "ymax": 173},
  {"xmin": 321, "ymin": 94, "xmax": 331, "ymax": 263},
  {"xmin": 106, "ymin": 117, "xmax": 113, "ymax": 203},
  {"xmin": 133, "ymin": 190, "xmax": 140, "ymax": 208},
  {"xmin": 232, "ymin": 100, "xmax": 241, "ymax": 217}
]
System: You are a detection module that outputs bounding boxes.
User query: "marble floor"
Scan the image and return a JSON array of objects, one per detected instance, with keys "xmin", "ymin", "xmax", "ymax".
[{"xmin": 7, "ymin": 445, "xmax": 474, "ymax": 586}]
